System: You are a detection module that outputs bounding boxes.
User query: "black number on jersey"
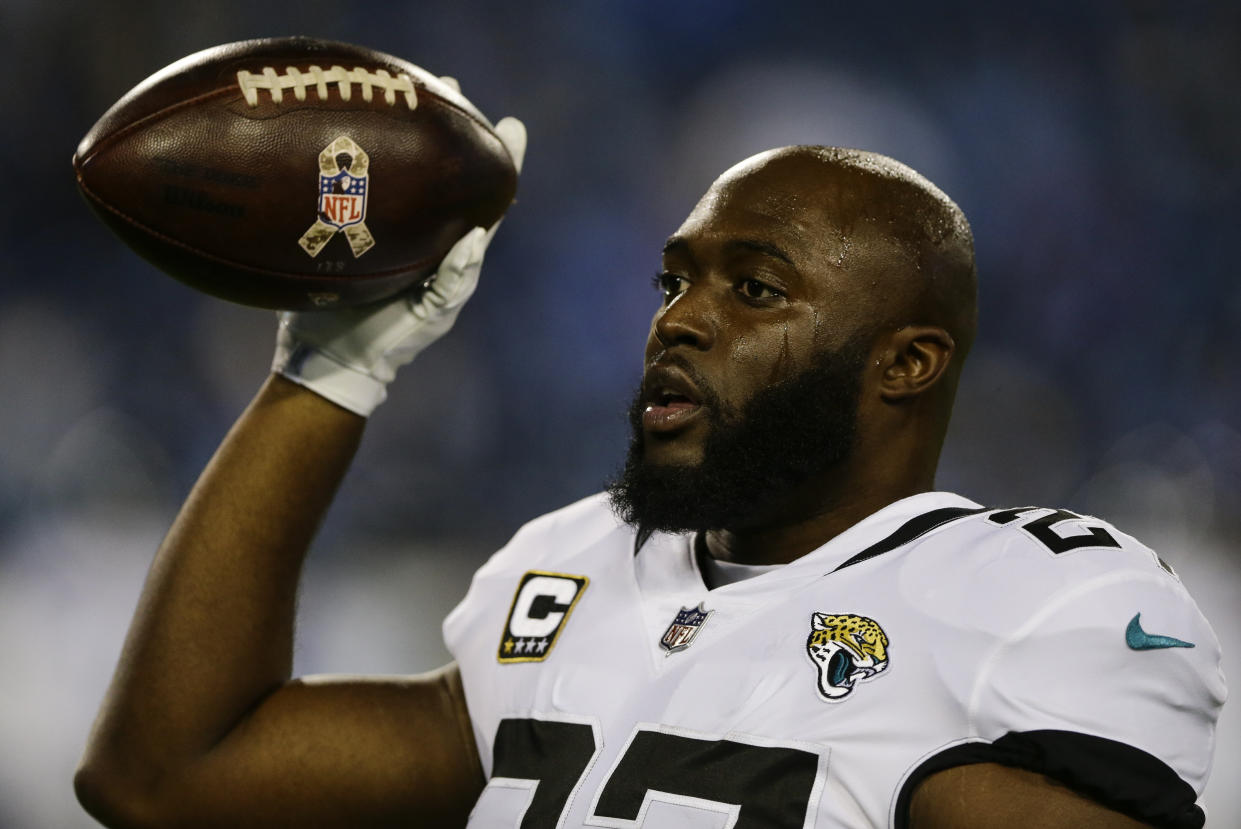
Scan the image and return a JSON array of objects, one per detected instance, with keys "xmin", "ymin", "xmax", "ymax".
[
  {"xmin": 488, "ymin": 718, "xmax": 823, "ymax": 827},
  {"xmin": 490, "ymin": 718, "xmax": 598, "ymax": 828},
  {"xmin": 593, "ymin": 729, "xmax": 820, "ymax": 827},
  {"xmin": 987, "ymin": 507, "xmax": 1121, "ymax": 554}
]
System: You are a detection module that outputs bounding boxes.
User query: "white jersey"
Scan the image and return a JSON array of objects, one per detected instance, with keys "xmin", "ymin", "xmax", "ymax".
[{"xmin": 443, "ymin": 492, "xmax": 1225, "ymax": 828}]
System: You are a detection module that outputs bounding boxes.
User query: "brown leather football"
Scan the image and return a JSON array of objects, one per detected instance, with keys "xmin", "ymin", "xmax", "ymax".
[{"xmin": 74, "ymin": 37, "xmax": 519, "ymax": 310}]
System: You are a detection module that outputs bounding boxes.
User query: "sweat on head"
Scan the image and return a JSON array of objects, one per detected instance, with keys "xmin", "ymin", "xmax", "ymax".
[{"xmin": 707, "ymin": 145, "xmax": 978, "ymax": 362}]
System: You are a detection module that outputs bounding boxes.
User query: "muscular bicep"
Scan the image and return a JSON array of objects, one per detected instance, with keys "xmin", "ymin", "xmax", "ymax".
[
  {"xmin": 908, "ymin": 763, "xmax": 1153, "ymax": 829},
  {"xmin": 159, "ymin": 663, "xmax": 483, "ymax": 827}
]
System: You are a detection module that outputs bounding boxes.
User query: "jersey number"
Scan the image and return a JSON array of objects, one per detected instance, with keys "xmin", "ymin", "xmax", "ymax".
[
  {"xmin": 486, "ymin": 717, "xmax": 821, "ymax": 827},
  {"xmin": 987, "ymin": 507, "xmax": 1121, "ymax": 554}
]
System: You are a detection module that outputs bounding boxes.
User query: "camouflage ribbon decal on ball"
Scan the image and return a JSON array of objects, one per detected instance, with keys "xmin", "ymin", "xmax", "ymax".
[{"xmin": 299, "ymin": 135, "xmax": 375, "ymax": 258}]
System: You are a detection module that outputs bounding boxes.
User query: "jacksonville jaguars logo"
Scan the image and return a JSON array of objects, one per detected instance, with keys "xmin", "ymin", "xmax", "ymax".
[{"xmin": 805, "ymin": 612, "xmax": 890, "ymax": 702}]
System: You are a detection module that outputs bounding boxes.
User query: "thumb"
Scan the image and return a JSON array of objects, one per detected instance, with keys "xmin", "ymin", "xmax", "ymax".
[
  {"xmin": 425, "ymin": 226, "xmax": 487, "ymax": 310},
  {"xmin": 493, "ymin": 117, "xmax": 527, "ymax": 174}
]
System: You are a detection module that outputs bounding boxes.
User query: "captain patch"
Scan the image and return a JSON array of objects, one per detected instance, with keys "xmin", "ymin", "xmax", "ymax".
[{"xmin": 497, "ymin": 571, "xmax": 589, "ymax": 663}]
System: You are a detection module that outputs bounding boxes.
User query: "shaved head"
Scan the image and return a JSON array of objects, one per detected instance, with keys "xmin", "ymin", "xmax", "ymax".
[{"xmin": 712, "ymin": 146, "xmax": 977, "ymax": 359}]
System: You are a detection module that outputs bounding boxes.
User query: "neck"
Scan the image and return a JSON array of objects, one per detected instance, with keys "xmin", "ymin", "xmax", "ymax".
[{"xmin": 704, "ymin": 451, "xmax": 936, "ymax": 566}]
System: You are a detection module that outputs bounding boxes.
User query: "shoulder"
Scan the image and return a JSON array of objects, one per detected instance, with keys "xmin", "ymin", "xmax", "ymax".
[
  {"xmin": 895, "ymin": 502, "xmax": 1214, "ymax": 642},
  {"xmin": 511, "ymin": 491, "xmax": 624, "ymax": 541},
  {"xmin": 889, "ymin": 502, "xmax": 1226, "ymax": 821},
  {"xmin": 445, "ymin": 492, "xmax": 632, "ymax": 625},
  {"xmin": 911, "ymin": 501, "xmax": 1174, "ymax": 575},
  {"xmin": 443, "ymin": 492, "xmax": 631, "ymax": 661},
  {"xmin": 474, "ymin": 492, "xmax": 631, "ymax": 577},
  {"xmin": 892, "ymin": 499, "xmax": 1225, "ymax": 739}
]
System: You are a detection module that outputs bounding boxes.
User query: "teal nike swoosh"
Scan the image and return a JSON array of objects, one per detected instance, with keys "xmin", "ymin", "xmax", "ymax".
[{"xmin": 1126, "ymin": 613, "xmax": 1194, "ymax": 650}]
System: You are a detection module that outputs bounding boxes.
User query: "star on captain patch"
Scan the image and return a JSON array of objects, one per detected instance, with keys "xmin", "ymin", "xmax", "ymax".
[
  {"xmin": 659, "ymin": 603, "xmax": 712, "ymax": 654},
  {"xmin": 497, "ymin": 571, "xmax": 589, "ymax": 663}
]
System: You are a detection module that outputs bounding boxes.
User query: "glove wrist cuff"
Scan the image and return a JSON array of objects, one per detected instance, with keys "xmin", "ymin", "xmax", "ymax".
[{"xmin": 272, "ymin": 344, "xmax": 387, "ymax": 417}]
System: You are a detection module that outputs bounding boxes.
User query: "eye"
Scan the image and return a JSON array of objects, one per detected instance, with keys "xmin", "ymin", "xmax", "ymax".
[
  {"xmin": 738, "ymin": 278, "xmax": 781, "ymax": 300},
  {"xmin": 652, "ymin": 271, "xmax": 688, "ymax": 302}
]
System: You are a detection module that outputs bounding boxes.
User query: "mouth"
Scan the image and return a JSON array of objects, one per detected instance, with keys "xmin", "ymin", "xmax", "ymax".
[{"xmin": 641, "ymin": 366, "xmax": 705, "ymax": 433}]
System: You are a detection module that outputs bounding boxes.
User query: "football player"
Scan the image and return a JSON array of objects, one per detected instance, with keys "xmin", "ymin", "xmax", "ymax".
[{"xmin": 75, "ymin": 102, "xmax": 1224, "ymax": 827}]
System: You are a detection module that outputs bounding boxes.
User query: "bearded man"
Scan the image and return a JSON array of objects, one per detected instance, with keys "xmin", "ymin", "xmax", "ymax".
[{"xmin": 75, "ymin": 107, "xmax": 1223, "ymax": 829}]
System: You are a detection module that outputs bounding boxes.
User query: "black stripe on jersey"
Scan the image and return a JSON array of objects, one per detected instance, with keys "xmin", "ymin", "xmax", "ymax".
[
  {"xmin": 635, "ymin": 508, "xmax": 988, "ymax": 561},
  {"xmin": 831, "ymin": 506, "xmax": 988, "ymax": 572},
  {"xmin": 634, "ymin": 524, "xmax": 655, "ymax": 556},
  {"xmin": 893, "ymin": 730, "xmax": 1203, "ymax": 829}
]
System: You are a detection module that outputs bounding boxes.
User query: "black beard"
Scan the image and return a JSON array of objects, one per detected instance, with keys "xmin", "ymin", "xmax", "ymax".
[{"xmin": 607, "ymin": 334, "xmax": 869, "ymax": 534}]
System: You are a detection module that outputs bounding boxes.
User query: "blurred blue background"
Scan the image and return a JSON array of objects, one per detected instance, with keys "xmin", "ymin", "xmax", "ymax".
[{"xmin": 2, "ymin": 0, "xmax": 1238, "ymax": 825}]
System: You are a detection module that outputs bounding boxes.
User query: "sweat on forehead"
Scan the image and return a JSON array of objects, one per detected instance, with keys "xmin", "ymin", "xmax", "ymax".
[
  {"xmin": 713, "ymin": 145, "xmax": 978, "ymax": 350},
  {"xmin": 713, "ymin": 146, "xmax": 972, "ymax": 249}
]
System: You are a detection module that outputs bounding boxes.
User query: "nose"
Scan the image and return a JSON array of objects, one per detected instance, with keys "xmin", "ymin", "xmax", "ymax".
[{"xmin": 652, "ymin": 285, "xmax": 716, "ymax": 351}]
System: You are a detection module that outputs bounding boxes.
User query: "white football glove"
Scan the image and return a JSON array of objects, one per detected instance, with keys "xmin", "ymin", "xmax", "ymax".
[{"xmin": 272, "ymin": 115, "xmax": 526, "ymax": 417}]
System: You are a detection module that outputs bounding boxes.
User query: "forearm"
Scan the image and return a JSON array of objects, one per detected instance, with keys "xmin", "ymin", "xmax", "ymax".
[
  {"xmin": 75, "ymin": 92, "xmax": 523, "ymax": 828},
  {"xmin": 79, "ymin": 374, "xmax": 365, "ymax": 796}
]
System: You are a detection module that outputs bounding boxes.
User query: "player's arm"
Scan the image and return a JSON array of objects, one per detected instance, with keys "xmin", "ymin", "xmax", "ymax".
[
  {"xmin": 76, "ymin": 116, "xmax": 526, "ymax": 828},
  {"xmin": 909, "ymin": 763, "xmax": 1153, "ymax": 828},
  {"xmin": 903, "ymin": 530, "xmax": 1223, "ymax": 829},
  {"xmin": 75, "ymin": 376, "xmax": 483, "ymax": 828}
]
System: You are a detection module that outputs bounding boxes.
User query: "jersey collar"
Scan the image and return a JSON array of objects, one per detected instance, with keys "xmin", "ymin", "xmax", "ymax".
[{"xmin": 636, "ymin": 491, "xmax": 985, "ymax": 592}]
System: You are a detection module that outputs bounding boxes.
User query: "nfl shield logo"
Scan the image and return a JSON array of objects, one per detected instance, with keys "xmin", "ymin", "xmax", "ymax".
[
  {"xmin": 318, "ymin": 169, "xmax": 368, "ymax": 229},
  {"xmin": 659, "ymin": 603, "xmax": 712, "ymax": 654}
]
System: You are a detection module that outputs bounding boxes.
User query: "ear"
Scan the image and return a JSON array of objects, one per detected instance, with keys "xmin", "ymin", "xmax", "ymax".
[
  {"xmin": 876, "ymin": 326, "xmax": 955, "ymax": 402},
  {"xmin": 812, "ymin": 613, "xmax": 829, "ymax": 630}
]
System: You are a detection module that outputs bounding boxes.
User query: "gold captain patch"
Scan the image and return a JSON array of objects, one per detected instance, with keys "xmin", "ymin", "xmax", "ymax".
[{"xmin": 497, "ymin": 570, "xmax": 589, "ymax": 663}]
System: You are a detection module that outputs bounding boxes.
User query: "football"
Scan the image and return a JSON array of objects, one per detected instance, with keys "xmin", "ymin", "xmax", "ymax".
[{"xmin": 73, "ymin": 37, "xmax": 519, "ymax": 310}]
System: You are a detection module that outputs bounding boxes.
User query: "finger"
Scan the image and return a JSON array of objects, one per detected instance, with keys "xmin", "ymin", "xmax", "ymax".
[
  {"xmin": 428, "ymin": 227, "xmax": 487, "ymax": 301},
  {"xmin": 483, "ymin": 215, "xmax": 505, "ymax": 246},
  {"xmin": 428, "ymin": 248, "xmax": 482, "ymax": 310},
  {"xmin": 450, "ymin": 245, "xmax": 484, "ymax": 308},
  {"xmin": 493, "ymin": 117, "xmax": 527, "ymax": 174},
  {"xmin": 469, "ymin": 225, "xmax": 490, "ymax": 263},
  {"xmin": 439, "ymin": 227, "xmax": 486, "ymax": 277}
]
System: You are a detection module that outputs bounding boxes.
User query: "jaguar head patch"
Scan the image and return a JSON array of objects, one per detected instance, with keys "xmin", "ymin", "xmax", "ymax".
[{"xmin": 806, "ymin": 612, "xmax": 890, "ymax": 702}]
